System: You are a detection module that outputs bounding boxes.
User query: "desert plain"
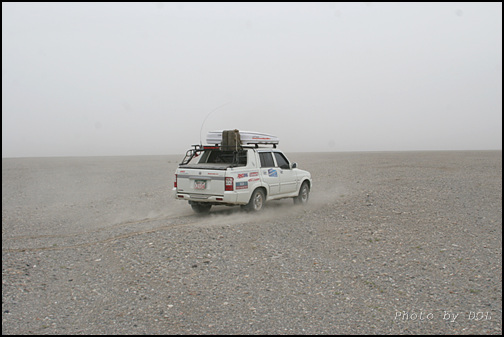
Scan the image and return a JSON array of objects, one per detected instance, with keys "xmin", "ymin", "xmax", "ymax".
[{"xmin": 2, "ymin": 150, "xmax": 502, "ymax": 334}]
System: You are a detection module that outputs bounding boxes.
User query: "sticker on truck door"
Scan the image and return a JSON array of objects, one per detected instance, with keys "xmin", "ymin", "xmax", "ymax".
[
  {"xmin": 236, "ymin": 181, "xmax": 248, "ymax": 190},
  {"xmin": 268, "ymin": 169, "xmax": 278, "ymax": 177}
]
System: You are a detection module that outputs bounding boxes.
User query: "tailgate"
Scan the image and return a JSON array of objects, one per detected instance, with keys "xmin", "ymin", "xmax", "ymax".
[{"xmin": 176, "ymin": 169, "xmax": 226, "ymax": 195}]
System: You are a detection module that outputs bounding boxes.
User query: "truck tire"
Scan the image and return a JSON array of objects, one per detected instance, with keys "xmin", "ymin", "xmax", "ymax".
[
  {"xmin": 243, "ymin": 188, "xmax": 265, "ymax": 212},
  {"xmin": 191, "ymin": 202, "xmax": 212, "ymax": 214},
  {"xmin": 294, "ymin": 181, "xmax": 310, "ymax": 205}
]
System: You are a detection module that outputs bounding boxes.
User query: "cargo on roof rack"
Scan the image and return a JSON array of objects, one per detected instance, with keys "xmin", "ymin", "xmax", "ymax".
[{"xmin": 206, "ymin": 130, "xmax": 279, "ymax": 147}]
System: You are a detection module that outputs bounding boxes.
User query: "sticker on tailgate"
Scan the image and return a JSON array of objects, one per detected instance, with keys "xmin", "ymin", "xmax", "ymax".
[{"xmin": 194, "ymin": 180, "xmax": 207, "ymax": 190}]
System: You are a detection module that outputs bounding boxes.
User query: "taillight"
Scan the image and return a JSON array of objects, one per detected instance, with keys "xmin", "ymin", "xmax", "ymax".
[
  {"xmin": 225, "ymin": 177, "xmax": 234, "ymax": 191},
  {"xmin": 174, "ymin": 174, "xmax": 178, "ymax": 188}
]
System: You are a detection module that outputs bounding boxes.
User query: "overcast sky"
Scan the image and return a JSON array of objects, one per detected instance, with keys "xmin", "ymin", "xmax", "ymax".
[{"xmin": 2, "ymin": 2, "xmax": 502, "ymax": 157}]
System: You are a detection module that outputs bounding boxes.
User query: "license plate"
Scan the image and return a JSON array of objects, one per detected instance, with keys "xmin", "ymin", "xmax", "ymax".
[{"xmin": 194, "ymin": 180, "xmax": 206, "ymax": 190}]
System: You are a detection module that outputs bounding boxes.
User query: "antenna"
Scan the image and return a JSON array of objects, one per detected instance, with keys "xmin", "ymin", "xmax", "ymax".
[{"xmin": 199, "ymin": 102, "xmax": 231, "ymax": 145}]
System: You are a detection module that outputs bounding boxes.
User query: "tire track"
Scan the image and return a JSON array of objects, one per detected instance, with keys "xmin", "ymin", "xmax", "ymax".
[
  {"xmin": 2, "ymin": 214, "xmax": 199, "ymax": 253},
  {"xmin": 2, "ymin": 202, "xmax": 308, "ymax": 253},
  {"xmin": 3, "ymin": 212, "xmax": 192, "ymax": 241}
]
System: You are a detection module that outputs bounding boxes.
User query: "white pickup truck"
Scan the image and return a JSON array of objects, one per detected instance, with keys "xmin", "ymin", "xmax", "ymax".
[{"xmin": 173, "ymin": 130, "xmax": 312, "ymax": 213}]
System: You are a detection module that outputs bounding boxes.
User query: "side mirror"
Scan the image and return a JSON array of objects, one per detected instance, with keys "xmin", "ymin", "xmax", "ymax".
[{"xmin": 291, "ymin": 162, "xmax": 297, "ymax": 169}]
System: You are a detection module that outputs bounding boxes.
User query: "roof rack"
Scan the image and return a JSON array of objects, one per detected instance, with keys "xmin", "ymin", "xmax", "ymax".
[{"xmin": 242, "ymin": 144, "xmax": 277, "ymax": 149}]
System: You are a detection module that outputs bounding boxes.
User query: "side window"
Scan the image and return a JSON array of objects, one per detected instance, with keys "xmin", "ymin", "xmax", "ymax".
[
  {"xmin": 273, "ymin": 152, "xmax": 290, "ymax": 169},
  {"xmin": 259, "ymin": 152, "xmax": 275, "ymax": 168}
]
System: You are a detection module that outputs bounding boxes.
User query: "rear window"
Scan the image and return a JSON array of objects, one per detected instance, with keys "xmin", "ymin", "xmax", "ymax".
[{"xmin": 199, "ymin": 150, "xmax": 247, "ymax": 166}]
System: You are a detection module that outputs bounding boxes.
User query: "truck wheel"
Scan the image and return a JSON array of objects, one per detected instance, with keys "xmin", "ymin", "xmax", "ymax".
[
  {"xmin": 243, "ymin": 189, "xmax": 265, "ymax": 212},
  {"xmin": 191, "ymin": 202, "xmax": 212, "ymax": 214},
  {"xmin": 294, "ymin": 182, "xmax": 310, "ymax": 205}
]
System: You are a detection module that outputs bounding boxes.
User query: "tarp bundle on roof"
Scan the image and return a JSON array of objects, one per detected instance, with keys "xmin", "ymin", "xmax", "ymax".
[{"xmin": 221, "ymin": 129, "xmax": 242, "ymax": 151}]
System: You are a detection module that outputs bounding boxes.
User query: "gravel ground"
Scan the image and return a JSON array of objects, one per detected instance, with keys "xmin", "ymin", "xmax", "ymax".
[{"xmin": 2, "ymin": 151, "xmax": 502, "ymax": 334}]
